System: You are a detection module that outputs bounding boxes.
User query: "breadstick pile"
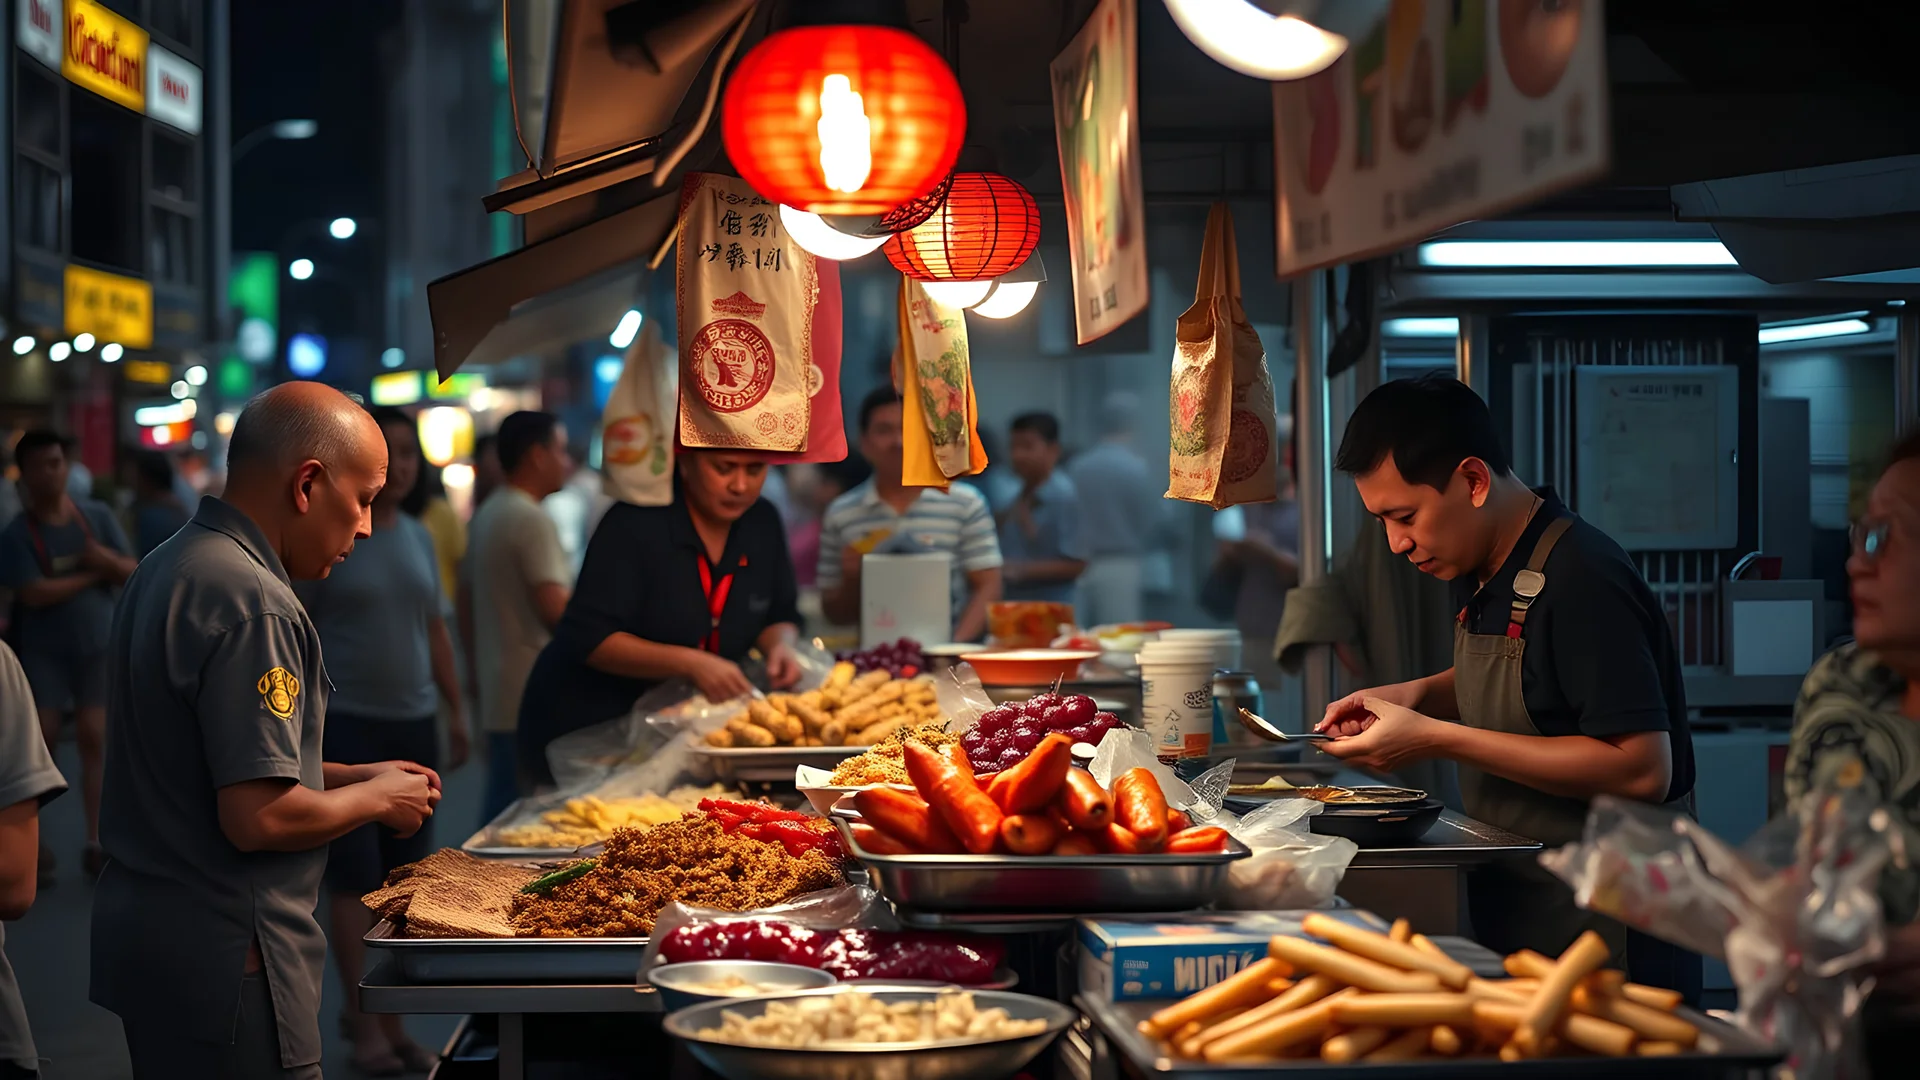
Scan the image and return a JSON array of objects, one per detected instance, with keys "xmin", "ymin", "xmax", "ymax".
[
  {"xmin": 703, "ymin": 663, "xmax": 940, "ymax": 748},
  {"xmin": 1138, "ymin": 917, "xmax": 1700, "ymax": 1064}
]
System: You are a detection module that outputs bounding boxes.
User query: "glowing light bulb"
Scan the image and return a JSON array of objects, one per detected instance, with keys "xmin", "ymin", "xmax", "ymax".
[
  {"xmin": 779, "ymin": 206, "xmax": 888, "ymax": 261},
  {"xmin": 816, "ymin": 74, "xmax": 872, "ymax": 194},
  {"xmin": 971, "ymin": 281, "xmax": 1040, "ymax": 319},
  {"xmin": 1163, "ymin": 2, "xmax": 1349, "ymax": 81},
  {"xmin": 921, "ymin": 280, "xmax": 994, "ymax": 309},
  {"xmin": 73, "ymin": 333, "xmax": 96, "ymax": 352}
]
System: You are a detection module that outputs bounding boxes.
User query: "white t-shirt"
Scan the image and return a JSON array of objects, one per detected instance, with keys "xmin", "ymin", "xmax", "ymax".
[{"xmin": 469, "ymin": 487, "xmax": 572, "ymax": 733}]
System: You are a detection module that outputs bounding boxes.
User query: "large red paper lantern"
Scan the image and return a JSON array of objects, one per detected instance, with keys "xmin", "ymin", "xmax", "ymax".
[
  {"xmin": 884, "ymin": 172, "xmax": 1042, "ymax": 281},
  {"xmin": 722, "ymin": 25, "xmax": 966, "ymax": 216}
]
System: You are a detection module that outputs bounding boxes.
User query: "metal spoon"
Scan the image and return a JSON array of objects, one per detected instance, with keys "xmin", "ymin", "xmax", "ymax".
[{"xmin": 1236, "ymin": 707, "xmax": 1333, "ymax": 743}]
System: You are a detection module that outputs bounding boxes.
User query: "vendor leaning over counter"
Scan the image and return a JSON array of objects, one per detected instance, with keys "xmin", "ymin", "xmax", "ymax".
[
  {"xmin": 1314, "ymin": 376, "xmax": 1700, "ymax": 1000},
  {"xmin": 516, "ymin": 450, "xmax": 803, "ymax": 790}
]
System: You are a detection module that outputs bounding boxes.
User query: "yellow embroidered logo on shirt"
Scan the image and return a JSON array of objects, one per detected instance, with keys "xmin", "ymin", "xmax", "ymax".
[{"xmin": 258, "ymin": 667, "xmax": 300, "ymax": 721}]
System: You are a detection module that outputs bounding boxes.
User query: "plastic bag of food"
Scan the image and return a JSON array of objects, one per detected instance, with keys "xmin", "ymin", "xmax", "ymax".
[
  {"xmin": 1088, "ymin": 727, "xmax": 1210, "ymax": 815},
  {"xmin": 1217, "ymin": 797, "xmax": 1356, "ymax": 910},
  {"xmin": 1542, "ymin": 789, "xmax": 1901, "ymax": 1080},
  {"xmin": 933, "ymin": 663, "xmax": 997, "ymax": 738},
  {"xmin": 639, "ymin": 884, "xmax": 1007, "ymax": 985}
]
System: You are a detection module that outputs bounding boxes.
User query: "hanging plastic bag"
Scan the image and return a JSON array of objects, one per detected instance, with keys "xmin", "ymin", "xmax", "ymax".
[
  {"xmin": 600, "ymin": 319, "xmax": 677, "ymax": 506},
  {"xmin": 1167, "ymin": 202, "xmax": 1280, "ymax": 509},
  {"xmin": 898, "ymin": 278, "xmax": 988, "ymax": 488},
  {"xmin": 1218, "ymin": 798, "xmax": 1357, "ymax": 910},
  {"xmin": 1542, "ymin": 790, "xmax": 1901, "ymax": 1080},
  {"xmin": 676, "ymin": 172, "xmax": 817, "ymax": 452}
]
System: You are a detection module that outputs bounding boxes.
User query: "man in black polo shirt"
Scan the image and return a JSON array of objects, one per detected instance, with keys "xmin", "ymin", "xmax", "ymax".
[
  {"xmin": 517, "ymin": 450, "xmax": 802, "ymax": 789},
  {"xmin": 1315, "ymin": 375, "xmax": 1699, "ymax": 1000}
]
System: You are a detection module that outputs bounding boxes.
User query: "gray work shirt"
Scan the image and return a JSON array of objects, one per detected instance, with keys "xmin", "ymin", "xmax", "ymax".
[
  {"xmin": 0, "ymin": 640, "xmax": 66, "ymax": 1071},
  {"xmin": 90, "ymin": 497, "xmax": 329, "ymax": 1068},
  {"xmin": 0, "ymin": 497, "xmax": 130, "ymax": 658}
]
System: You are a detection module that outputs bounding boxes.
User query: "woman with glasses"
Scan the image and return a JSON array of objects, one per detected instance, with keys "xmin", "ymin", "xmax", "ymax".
[{"xmin": 1786, "ymin": 429, "xmax": 1920, "ymax": 1057}]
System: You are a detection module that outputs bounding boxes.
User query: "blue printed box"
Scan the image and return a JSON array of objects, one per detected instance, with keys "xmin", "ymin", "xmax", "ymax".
[{"xmin": 1077, "ymin": 910, "xmax": 1390, "ymax": 1001}]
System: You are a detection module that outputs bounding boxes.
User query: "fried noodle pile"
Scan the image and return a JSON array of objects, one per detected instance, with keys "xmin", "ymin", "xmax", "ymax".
[{"xmin": 509, "ymin": 817, "xmax": 838, "ymax": 937}]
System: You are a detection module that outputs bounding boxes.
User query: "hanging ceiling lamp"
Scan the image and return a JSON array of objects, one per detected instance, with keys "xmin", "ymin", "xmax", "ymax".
[
  {"xmin": 1163, "ymin": 0, "xmax": 1389, "ymax": 81},
  {"xmin": 779, "ymin": 205, "xmax": 890, "ymax": 261},
  {"xmin": 722, "ymin": 4, "xmax": 966, "ymax": 215},
  {"xmin": 970, "ymin": 251, "xmax": 1048, "ymax": 320},
  {"xmin": 884, "ymin": 172, "xmax": 1041, "ymax": 297}
]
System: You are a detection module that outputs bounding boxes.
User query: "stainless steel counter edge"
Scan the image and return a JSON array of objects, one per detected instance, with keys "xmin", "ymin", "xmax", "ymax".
[{"xmin": 359, "ymin": 960, "xmax": 662, "ymax": 1015}]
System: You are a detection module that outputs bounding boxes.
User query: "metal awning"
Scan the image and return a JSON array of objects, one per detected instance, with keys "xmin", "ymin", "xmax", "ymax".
[{"xmin": 427, "ymin": 193, "xmax": 676, "ymax": 381}]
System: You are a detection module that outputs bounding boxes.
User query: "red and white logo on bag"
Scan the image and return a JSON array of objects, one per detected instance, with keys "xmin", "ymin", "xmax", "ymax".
[
  {"xmin": 690, "ymin": 319, "xmax": 775, "ymax": 413},
  {"xmin": 1222, "ymin": 409, "xmax": 1270, "ymax": 484}
]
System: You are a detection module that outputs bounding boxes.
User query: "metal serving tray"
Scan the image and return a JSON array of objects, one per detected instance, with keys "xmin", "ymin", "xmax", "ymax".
[
  {"xmin": 685, "ymin": 735, "xmax": 862, "ymax": 782},
  {"xmin": 1345, "ymin": 811, "xmax": 1543, "ymax": 869},
  {"xmin": 363, "ymin": 919, "xmax": 647, "ymax": 985},
  {"xmin": 461, "ymin": 793, "xmax": 605, "ymax": 859},
  {"xmin": 833, "ymin": 818, "xmax": 1249, "ymax": 914},
  {"xmin": 1076, "ymin": 994, "xmax": 1782, "ymax": 1080}
]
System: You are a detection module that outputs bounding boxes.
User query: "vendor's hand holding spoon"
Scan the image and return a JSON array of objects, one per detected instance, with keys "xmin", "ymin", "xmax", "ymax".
[{"xmin": 1316, "ymin": 697, "xmax": 1445, "ymax": 773}]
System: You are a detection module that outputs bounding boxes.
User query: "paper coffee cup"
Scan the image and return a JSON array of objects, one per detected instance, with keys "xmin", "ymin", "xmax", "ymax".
[
  {"xmin": 1159, "ymin": 628, "xmax": 1243, "ymax": 671},
  {"xmin": 1140, "ymin": 658, "xmax": 1216, "ymax": 760}
]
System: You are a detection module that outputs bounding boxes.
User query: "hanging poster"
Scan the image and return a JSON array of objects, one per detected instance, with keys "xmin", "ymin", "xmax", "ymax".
[
  {"xmin": 1050, "ymin": 0, "xmax": 1150, "ymax": 345},
  {"xmin": 1271, "ymin": 0, "xmax": 1610, "ymax": 277},
  {"xmin": 676, "ymin": 172, "xmax": 817, "ymax": 451}
]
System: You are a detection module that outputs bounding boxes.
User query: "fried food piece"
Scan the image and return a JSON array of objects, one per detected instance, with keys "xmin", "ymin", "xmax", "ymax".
[{"xmin": 825, "ymin": 722, "xmax": 955, "ymax": 785}]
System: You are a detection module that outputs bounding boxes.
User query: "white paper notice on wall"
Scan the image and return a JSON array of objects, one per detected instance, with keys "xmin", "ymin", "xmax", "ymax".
[
  {"xmin": 147, "ymin": 43, "xmax": 202, "ymax": 134},
  {"xmin": 1270, "ymin": 0, "xmax": 1611, "ymax": 278}
]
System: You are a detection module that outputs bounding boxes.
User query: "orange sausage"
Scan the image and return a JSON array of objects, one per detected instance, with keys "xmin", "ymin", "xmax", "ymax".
[
  {"xmin": 1051, "ymin": 831, "xmax": 1100, "ymax": 856},
  {"xmin": 1055, "ymin": 767, "xmax": 1113, "ymax": 831},
  {"xmin": 1000, "ymin": 813, "xmax": 1068, "ymax": 855},
  {"xmin": 850, "ymin": 822, "xmax": 917, "ymax": 855},
  {"xmin": 1167, "ymin": 808, "xmax": 1192, "ymax": 833},
  {"xmin": 1103, "ymin": 822, "xmax": 1162, "ymax": 854},
  {"xmin": 904, "ymin": 743, "xmax": 1004, "ymax": 854},
  {"xmin": 1114, "ymin": 768, "xmax": 1170, "ymax": 845},
  {"xmin": 1165, "ymin": 826, "xmax": 1231, "ymax": 853},
  {"xmin": 985, "ymin": 733, "xmax": 1074, "ymax": 813},
  {"xmin": 852, "ymin": 787, "xmax": 962, "ymax": 853},
  {"xmin": 944, "ymin": 742, "xmax": 974, "ymax": 776}
]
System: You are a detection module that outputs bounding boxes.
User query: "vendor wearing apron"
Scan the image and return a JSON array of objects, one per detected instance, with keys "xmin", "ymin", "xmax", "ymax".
[
  {"xmin": 91, "ymin": 384, "xmax": 439, "ymax": 1079},
  {"xmin": 1315, "ymin": 376, "xmax": 1700, "ymax": 1001}
]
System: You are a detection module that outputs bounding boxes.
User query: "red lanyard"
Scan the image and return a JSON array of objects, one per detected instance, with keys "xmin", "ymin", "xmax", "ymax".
[
  {"xmin": 24, "ymin": 498, "xmax": 94, "ymax": 575},
  {"xmin": 696, "ymin": 553, "xmax": 739, "ymax": 654}
]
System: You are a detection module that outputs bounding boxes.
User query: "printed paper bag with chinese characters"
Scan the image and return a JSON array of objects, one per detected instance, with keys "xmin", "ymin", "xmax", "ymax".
[
  {"xmin": 601, "ymin": 318, "xmax": 676, "ymax": 506},
  {"xmin": 753, "ymin": 258, "xmax": 847, "ymax": 464},
  {"xmin": 677, "ymin": 172, "xmax": 815, "ymax": 452},
  {"xmin": 1166, "ymin": 202, "xmax": 1279, "ymax": 509},
  {"xmin": 898, "ymin": 278, "xmax": 987, "ymax": 488}
]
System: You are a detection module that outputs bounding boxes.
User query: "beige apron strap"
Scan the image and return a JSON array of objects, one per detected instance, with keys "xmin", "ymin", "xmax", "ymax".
[{"xmin": 1505, "ymin": 516, "xmax": 1574, "ymax": 637}]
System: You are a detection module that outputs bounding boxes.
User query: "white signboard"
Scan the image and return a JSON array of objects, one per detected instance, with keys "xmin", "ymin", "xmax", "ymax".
[
  {"xmin": 1050, "ymin": 0, "xmax": 1150, "ymax": 344},
  {"xmin": 147, "ymin": 42, "xmax": 201, "ymax": 133},
  {"xmin": 17, "ymin": 0, "xmax": 61, "ymax": 70},
  {"xmin": 1271, "ymin": 0, "xmax": 1610, "ymax": 277}
]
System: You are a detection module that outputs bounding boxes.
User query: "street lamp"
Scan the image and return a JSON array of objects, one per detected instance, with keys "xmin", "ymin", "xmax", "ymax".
[
  {"xmin": 329, "ymin": 217, "xmax": 357, "ymax": 240},
  {"xmin": 232, "ymin": 118, "xmax": 319, "ymax": 165},
  {"xmin": 289, "ymin": 258, "xmax": 314, "ymax": 281}
]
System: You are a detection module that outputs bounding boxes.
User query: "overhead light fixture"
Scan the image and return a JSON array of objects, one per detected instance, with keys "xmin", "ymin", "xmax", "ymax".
[
  {"xmin": 1162, "ymin": 0, "xmax": 1369, "ymax": 81},
  {"xmin": 288, "ymin": 258, "xmax": 315, "ymax": 280},
  {"xmin": 921, "ymin": 280, "xmax": 995, "ymax": 309},
  {"xmin": 779, "ymin": 205, "xmax": 889, "ymax": 261},
  {"xmin": 135, "ymin": 401, "xmax": 197, "ymax": 426},
  {"xmin": 170, "ymin": 380, "xmax": 191, "ymax": 400},
  {"xmin": 287, "ymin": 332, "xmax": 328, "ymax": 377},
  {"xmin": 184, "ymin": 364, "xmax": 208, "ymax": 385},
  {"xmin": 609, "ymin": 309, "xmax": 644, "ymax": 349},
  {"xmin": 380, "ymin": 347, "xmax": 405, "ymax": 369},
  {"xmin": 11, "ymin": 336, "xmax": 34, "ymax": 355},
  {"xmin": 1382, "ymin": 317, "xmax": 1460, "ymax": 337},
  {"xmin": 1417, "ymin": 240, "xmax": 1739, "ymax": 269},
  {"xmin": 328, "ymin": 217, "xmax": 358, "ymax": 240},
  {"xmin": 1757, "ymin": 316, "xmax": 1873, "ymax": 346},
  {"xmin": 48, "ymin": 342, "xmax": 71, "ymax": 362},
  {"xmin": 970, "ymin": 250, "xmax": 1049, "ymax": 320},
  {"xmin": 99, "ymin": 342, "xmax": 124, "ymax": 362},
  {"xmin": 272, "ymin": 118, "xmax": 319, "ymax": 140},
  {"xmin": 73, "ymin": 332, "xmax": 96, "ymax": 352}
]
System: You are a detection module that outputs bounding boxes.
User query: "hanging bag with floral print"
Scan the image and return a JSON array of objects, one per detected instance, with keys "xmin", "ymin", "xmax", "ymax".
[{"xmin": 1166, "ymin": 201, "xmax": 1279, "ymax": 509}]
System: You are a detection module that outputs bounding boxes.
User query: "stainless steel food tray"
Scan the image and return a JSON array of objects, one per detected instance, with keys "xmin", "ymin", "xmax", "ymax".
[
  {"xmin": 833, "ymin": 818, "xmax": 1249, "ymax": 914},
  {"xmin": 1076, "ymin": 994, "xmax": 1782, "ymax": 1080},
  {"xmin": 461, "ymin": 792, "xmax": 605, "ymax": 859},
  {"xmin": 1345, "ymin": 810, "xmax": 1543, "ymax": 868},
  {"xmin": 364, "ymin": 919, "xmax": 647, "ymax": 985},
  {"xmin": 685, "ymin": 735, "xmax": 862, "ymax": 782}
]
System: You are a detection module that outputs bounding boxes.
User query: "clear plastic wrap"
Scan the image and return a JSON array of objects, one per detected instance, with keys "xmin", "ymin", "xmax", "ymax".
[
  {"xmin": 639, "ymin": 885, "xmax": 1008, "ymax": 985},
  {"xmin": 1541, "ymin": 790, "xmax": 1905, "ymax": 1080},
  {"xmin": 1216, "ymin": 798, "xmax": 1356, "ymax": 910}
]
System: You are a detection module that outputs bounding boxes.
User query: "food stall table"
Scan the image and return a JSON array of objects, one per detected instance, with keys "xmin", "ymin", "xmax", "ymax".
[{"xmin": 359, "ymin": 959, "xmax": 659, "ymax": 1080}]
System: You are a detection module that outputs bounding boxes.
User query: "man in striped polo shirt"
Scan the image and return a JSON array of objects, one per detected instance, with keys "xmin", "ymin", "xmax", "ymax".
[{"xmin": 818, "ymin": 388, "xmax": 1004, "ymax": 642}]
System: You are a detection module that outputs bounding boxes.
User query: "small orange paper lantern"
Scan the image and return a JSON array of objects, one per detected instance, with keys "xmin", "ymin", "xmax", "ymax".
[
  {"xmin": 722, "ymin": 25, "xmax": 966, "ymax": 215},
  {"xmin": 884, "ymin": 172, "xmax": 1042, "ymax": 281}
]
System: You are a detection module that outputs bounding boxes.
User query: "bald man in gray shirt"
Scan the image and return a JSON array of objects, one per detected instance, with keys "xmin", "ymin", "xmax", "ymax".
[{"xmin": 91, "ymin": 383, "xmax": 441, "ymax": 1079}]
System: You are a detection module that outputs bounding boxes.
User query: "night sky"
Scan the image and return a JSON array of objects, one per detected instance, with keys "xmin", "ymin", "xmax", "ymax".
[{"xmin": 228, "ymin": 0, "xmax": 401, "ymax": 254}]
